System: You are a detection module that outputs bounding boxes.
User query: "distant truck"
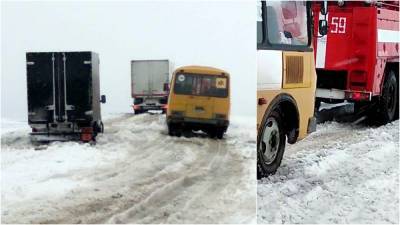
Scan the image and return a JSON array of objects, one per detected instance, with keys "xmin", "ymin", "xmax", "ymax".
[
  {"xmin": 131, "ymin": 60, "xmax": 170, "ymax": 114},
  {"xmin": 26, "ymin": 51, "xmax": 106, "ymax": 142}
]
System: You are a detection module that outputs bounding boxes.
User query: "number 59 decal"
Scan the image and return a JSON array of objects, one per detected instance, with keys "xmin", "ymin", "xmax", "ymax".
[{"xmin": 331, "ymin": 17, "xmax": 347, "ymax": 34}]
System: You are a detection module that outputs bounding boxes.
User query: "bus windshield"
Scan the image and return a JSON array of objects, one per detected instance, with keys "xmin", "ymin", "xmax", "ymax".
[
  {"xmin": 261, "ymin": 1, "xmax": 309, "ymax": 46},
  {"xmin": 173, "ymin": 73, "xmax": 228, "ymax": 98}
]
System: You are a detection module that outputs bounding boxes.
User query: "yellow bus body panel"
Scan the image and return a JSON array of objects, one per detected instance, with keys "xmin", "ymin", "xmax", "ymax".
[{"xmin": 257, "ymin": 51, "xmax": 316, "ymax": 141}]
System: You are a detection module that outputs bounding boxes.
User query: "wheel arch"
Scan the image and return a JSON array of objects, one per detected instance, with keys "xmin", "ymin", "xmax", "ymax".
[{"xmin": 258, "ymin": 93, "xmax": 300, "ymax": 145}]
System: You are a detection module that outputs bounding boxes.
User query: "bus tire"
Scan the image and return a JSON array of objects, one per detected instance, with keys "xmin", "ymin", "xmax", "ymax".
[
  {"xmin": 376, "ymin": 70, "xmax": 398, "ymax": 124},
  {"xmin": 208, "ymin": 129, "xmax": 216, "ymax": 138},
  {"xmin": 216, "ymin": 128, "xmax": 224, "ymax": 139},
  {"xmin": 168, "ymin": 123, "xmax": 182, "ymax": 137},
  {"xmin": 257, "ymin": 109, "xmax": 286, "ymax": 178}
]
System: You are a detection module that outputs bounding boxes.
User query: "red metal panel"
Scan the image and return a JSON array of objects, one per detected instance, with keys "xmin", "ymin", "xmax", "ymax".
[{"xmin": 324, "ymin": 8, "xmax": 354, "ymax": 70}]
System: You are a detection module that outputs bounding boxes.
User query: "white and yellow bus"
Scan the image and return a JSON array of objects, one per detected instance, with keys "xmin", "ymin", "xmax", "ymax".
[{"xmin": 257, "ymin": 1, "xmax": 317, "ymax": 178}]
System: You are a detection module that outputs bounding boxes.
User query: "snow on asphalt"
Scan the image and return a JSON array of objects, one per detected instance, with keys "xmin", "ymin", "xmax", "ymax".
[
  {"xmin": 1, "ymin": 114, "xmax": 256, "ymax": 224},
  {"xmin": 258, "ymin": 120, "xmax": 399, "ymax": 224}
]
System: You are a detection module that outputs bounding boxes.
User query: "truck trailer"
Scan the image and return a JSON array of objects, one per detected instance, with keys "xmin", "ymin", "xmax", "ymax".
[
  {"xmin": 313, "ymin": 1, "xmax": 399, "ymax": 124},
  {"xmin": 26, "ymin": 51, "xmax": 106, "ymax": 142},
  {"xmin": 131, "ymin": 60, "xmax": 170, "ymax": 114}
]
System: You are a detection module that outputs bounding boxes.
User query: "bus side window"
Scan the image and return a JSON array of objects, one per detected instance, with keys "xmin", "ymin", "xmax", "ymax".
[{"xmin": 257, "ymin": 1, "xmax": 264, "ymax": 44}]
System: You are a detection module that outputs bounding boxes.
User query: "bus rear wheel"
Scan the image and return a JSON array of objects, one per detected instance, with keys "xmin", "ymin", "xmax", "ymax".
[
  {"xmin": 168, "ymin": 123, "xmax": 182, "ymax": 137},
  {"xmin": 216, "ymin": 128, "xmax": 225, "ymax": 139},
  {"xmin": 257, "ymin": 109, "xmax": 286, "ymax": 178}
]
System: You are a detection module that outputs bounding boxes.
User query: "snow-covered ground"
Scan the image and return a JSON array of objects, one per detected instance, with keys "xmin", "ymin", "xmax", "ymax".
[
  {"xmin": 1, "ymin": 114, "xmax": 256, "ymax": 224},
  {"xmin": 258, "ymin": 120, "xmax": 399, "ymax": 224}
]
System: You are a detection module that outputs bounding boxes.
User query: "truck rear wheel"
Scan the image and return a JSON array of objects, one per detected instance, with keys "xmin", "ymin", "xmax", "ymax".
[
  {"xmin": 375, "ymin": 70, "xmax": 398, "ymax": 124},
  {"xmin": 257, "ymin": 109, "xmax": 286, "ymax": 178}
]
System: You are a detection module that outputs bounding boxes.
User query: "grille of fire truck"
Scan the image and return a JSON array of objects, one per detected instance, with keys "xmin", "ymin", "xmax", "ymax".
[{"xmin": 285, "ymin": 56, "xmax": 304, "ymax": 84}]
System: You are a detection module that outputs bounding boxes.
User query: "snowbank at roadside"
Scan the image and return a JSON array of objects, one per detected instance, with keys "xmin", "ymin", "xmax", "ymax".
[{"xmin": 258, "ymin": 120, "xmax": 399, "ymax": 224}]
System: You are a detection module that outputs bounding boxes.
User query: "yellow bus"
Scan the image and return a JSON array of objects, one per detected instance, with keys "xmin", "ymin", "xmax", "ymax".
[
  {"xmin": 257, "ymin": 1, "xmax": 317, "ymax": 177},
  {"xmin": 167, "ymin": 66, "xmax": 230, "ymax": 139}
]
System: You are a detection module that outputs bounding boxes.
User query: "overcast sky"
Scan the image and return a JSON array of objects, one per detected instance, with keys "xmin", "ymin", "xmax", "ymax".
[{"xmin": 1, "ymin": 0, "xmax": 256, "ymax": 121}]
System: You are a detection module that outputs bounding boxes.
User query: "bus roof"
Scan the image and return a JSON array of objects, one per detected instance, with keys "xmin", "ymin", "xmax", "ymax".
[{"xmin": 174, "ymin": 65, "xmax": 229, "ymax": 76}]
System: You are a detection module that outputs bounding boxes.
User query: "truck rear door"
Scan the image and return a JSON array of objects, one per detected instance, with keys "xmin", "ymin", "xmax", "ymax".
[
  {"xmin": 27, "ymin": 52, "xmax": 55, "ymax": 123},
  {"xmin": 131, "ymin": 60, "xmax": 169, "ymax": 97},
  {"xmin": 64, "ymin": 52, "xmax": 92, "ymax": 122},
  {"xmin": 149, "ymin": 60, "xmax": 169, "ymax": 96}
]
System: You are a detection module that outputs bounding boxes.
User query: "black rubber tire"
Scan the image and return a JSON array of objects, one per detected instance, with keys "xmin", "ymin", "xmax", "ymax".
[
  {"xmin": 168, "ymin": 123, "xmax": 175, "ymax": 136},
  {"xmin": 134, "ymin": 109, "xmax": 142, "ymax": 115},
  {"xmin": 168, "ymin": 123, "xmax": 182, "ymax": 137},
  {"xmin": 100, "ymin": 121, "xmax": 104, "ymax": 133},
  {"xmin": 257, "ymin": 109, "xmax": 286, "ymax": 179},
  {"xmin": 216, "ymin": 128, "xmax": 224, "ymax": 139},
  {"xmin": 208, "ymin": 130, "xmax": 216, "ymax": 138},
  {"xmin": 375, "ymin": 70, "xmax": 398, "ymax": 124}
]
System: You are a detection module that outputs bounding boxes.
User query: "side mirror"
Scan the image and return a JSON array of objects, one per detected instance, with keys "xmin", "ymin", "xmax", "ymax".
[
  {"xmin": 100, "ymin": 95, "xmax": 106, "ymax": 104},
  {"xmin": 320, "ymin": 1, "xmax": 328, "ymax": 15},
  {"xmin": 319, "ymin": 20, "xmax": 328, "ymax": 36}
]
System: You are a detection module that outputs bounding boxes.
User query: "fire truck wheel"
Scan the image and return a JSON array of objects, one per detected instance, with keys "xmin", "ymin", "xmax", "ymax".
[
  {"xmin": 376, "ymin": 70, "xmax": 398, "ymax": 124},
  {"xmin": 257, "ymin": 109, "xmax": 286, "ymax": 178}
]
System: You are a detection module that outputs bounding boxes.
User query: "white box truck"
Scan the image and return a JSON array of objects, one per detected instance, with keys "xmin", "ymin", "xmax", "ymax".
[{"xmin": 131, "ymin": 60, "xmax": 170, "ymax": 114}]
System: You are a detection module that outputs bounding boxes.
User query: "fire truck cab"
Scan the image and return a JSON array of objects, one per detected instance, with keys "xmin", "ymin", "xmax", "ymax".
[{"xmin": 313, "ymin": 1, "xmax": 399, "ymax": 124}]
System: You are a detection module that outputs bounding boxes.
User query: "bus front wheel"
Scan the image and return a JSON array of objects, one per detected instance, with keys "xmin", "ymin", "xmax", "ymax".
[{"xmin": 257, "ymin": 109, "xmax": 286, "ymax": 178}]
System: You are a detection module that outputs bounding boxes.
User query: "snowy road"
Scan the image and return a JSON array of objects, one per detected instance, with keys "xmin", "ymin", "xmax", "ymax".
[
  {"xmin": 1, "ymin": 114, "xmax": 256, "ymax": 224},
  {"xmin": 258, "ymin": 120, "xmax": 399, "ymax": 224}
]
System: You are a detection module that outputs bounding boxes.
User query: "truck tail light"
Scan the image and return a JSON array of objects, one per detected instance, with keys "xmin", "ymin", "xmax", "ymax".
[
  {"xmin": 162, "ymin": 104, "xmax": 168, "ymax": 109},
  {"xmin": 346, "ymin": 91, "xmax": 371, "ymax": 101},
  {"xmin": 80, "ymin": 127, "xmax": 93, "ymax": 142},
  {"xmin": 132, "ymin": 105, "xmax": 140, "ymax": 110}
]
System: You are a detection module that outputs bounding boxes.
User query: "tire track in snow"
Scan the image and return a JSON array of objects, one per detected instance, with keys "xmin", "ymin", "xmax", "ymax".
[{"xmin": 2, "ymin": 113, "xmax": 256, "ymax": 224}]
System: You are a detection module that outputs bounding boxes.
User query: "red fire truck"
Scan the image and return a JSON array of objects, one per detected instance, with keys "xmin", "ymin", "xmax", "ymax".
[{"xmin": 313, "ymin": 1, "xmax": 399, "ymax": 124}]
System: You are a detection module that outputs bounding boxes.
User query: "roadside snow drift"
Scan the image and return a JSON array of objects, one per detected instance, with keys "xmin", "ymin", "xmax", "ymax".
[
  {"xmin": 1, "ymin": 114, "xmax": 256, "ymax": 224},
  {"xmin": 258, "ymin": 120, "xmax": 399, "ymax": 224}
]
